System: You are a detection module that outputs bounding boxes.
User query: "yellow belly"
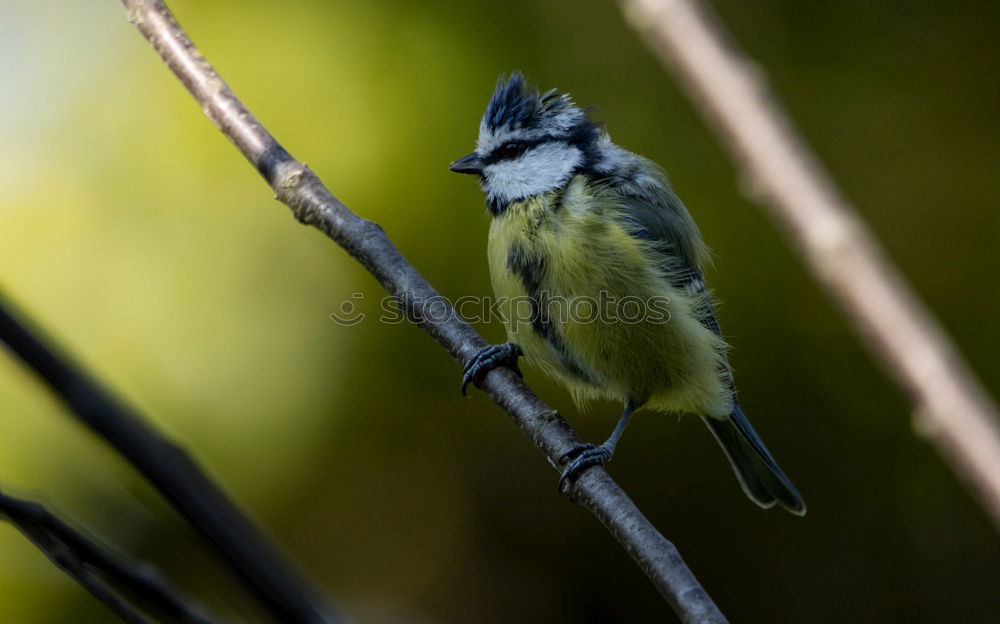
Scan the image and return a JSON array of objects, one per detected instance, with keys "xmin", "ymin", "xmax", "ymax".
[{"xmin": 487, "ymin": 176, "xmax": 731, "ymax": 416}]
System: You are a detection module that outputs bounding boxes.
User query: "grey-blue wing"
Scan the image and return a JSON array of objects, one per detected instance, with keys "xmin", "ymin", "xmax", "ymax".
[{"xmin": 613, "ymin": 190, "xmax": 723, "ymax": 338}]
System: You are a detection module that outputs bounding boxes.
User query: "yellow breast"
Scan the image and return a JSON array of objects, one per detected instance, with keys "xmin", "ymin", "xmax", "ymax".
[{"xmin": 486, "ymin": 176, "xmax": 730, "ymax": 415}]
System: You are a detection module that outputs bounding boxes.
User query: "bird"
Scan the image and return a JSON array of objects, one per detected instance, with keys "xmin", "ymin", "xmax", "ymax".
[{"xmin": 449, "ymin": 72, "xmax": 805, "ymax": 515}]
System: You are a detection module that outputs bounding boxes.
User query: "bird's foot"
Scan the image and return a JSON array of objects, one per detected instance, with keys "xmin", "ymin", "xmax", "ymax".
[
  {"xmin": 461, "ymin": 342, "xmax": 523, "ymax": 396},
  {"xmin": 558, "ymin": 443, "xmax": 613, "ymax": 493}
]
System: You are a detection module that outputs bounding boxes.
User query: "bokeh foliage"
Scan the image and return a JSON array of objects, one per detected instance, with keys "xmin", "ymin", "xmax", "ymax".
[{"xmin": 0, "ymin": 0, "xmax": 998, "ymax": 622}]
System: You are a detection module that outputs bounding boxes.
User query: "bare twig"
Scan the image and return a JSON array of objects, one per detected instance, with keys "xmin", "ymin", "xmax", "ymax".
[
  {"xmin": 619, "ymin": 0, "xmax": 1000, "ymax": 528},
  {"xmin": 0, "ymin": 294, "xmax": 341, "ymax": 624},
  {"xmin": 117, "ymin": 1, "xmax": 727, "ymax": 621},
  {"xmin": 0, "ymin": 489, "xmax": 219, "ymax": 624}
]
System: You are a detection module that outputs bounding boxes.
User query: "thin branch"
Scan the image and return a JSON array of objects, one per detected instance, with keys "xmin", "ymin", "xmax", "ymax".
[
  {"xmin": 0, "ymin": 295, "xmax": 341, "ymax": 624},
  {"xmin": 619, "ymin": 0, "xmax": 1000, "ymax": 529},
  {"xmin": 0, "ymin": 489, "xmax": 219, "ymax": 624},
  {"xmin": 116, "ymin": 1, "xmax": 727, "ymax": 622}
]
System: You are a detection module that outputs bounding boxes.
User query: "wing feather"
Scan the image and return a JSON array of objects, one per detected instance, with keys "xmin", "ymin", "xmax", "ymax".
[{"xmin": 608, "ymin": 175, "xmax": 724, "ymax": 338}]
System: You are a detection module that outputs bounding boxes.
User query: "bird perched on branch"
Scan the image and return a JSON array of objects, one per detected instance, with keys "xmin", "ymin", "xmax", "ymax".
[{"xmin": 450, "ymin": 72, "xmax": 805, "ymax": 515}]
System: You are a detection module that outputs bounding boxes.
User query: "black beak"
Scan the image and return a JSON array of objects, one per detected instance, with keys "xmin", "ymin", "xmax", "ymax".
[{"xmin": 449, "ymin": 153, "xmax": 484, "ymax": 175}]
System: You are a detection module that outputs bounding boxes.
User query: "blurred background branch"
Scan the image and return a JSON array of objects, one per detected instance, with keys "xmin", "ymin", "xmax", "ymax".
[
  {"xmin": 0, "ymin": 489, "xmax": 218, "ymax": 624},
  {"xmin": 619, "ymin": 0, "xmax": 1000, "ymax": 530},
  {"xmin": 117, "ymin": 0, "xmax": 727, "ymax": 621},
  {"xmin": 0, "ymin": 293, "xmax": 341, "ymax": 623}
]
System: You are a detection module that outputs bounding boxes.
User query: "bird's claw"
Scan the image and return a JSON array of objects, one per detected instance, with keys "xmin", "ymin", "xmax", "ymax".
[
  {"xmin": 558, "ymin": 443, "xmax": 612, "ymax": 493},
  {"xmin": 461, "ymin": 343, "xmax": 523, "ymax": 396}
]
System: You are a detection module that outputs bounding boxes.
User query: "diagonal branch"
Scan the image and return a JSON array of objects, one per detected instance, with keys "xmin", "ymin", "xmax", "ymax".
[
  {"xmin": 0, "ymin": 489, "xmax": 219, "ymax": 624},
  {"xmin": 117, "ymin": 1, "xmax": 727, "ymax": 622},
  {"xmin": 618, "ymin": 0, "xmax": 1000, "ymax": 529},
  {"xmin": 0, "ymin": 294, "xmax": 342, "ymax": 624}
]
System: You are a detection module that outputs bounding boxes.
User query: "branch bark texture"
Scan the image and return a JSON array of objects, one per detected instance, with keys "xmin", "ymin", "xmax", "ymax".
[
  {"xmin": 118, "ymin": 0, "xmax": 727, "ymax": 622},
  {"xmin": 0, "ymin": 295, "xmax": 340, "ymax": 624},
  {"xmin": 619, "ymin": 0, "xmax": 1000, "ymax": 529}
]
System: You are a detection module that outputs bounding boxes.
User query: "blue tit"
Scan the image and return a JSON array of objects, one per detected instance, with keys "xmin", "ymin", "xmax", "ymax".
[{"xmin": 450, "ymin": 72, "xmax": 805, "ymax": 515}]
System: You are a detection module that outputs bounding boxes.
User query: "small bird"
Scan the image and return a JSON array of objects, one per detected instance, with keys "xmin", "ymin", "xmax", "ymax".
[{"xmin": 450, "ymin": 72, "xmax": 805, "ymax": 515}]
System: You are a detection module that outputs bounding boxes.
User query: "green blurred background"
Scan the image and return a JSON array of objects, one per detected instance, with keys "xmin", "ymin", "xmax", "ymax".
[{"xmin": 1, "ymin": 0, "xmax": 998, "ymax": 622}]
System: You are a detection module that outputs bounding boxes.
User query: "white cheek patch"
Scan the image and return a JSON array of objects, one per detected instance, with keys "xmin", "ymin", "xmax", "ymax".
[{"xmin": 482, "ymin": 142, "xmax": 583, "ymax": 206}]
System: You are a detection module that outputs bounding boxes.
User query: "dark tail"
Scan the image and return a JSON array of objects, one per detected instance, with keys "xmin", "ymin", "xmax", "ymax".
[{"xmin": 702, "ymin": 405, "xmax": 806, "ymax": 515}]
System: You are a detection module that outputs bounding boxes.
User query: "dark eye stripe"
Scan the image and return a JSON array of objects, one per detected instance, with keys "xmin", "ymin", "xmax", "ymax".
[
  {"xmin": 482, "ymin": 137, "xmax": 549, "ymax": 164},
  {"xmin": 497, "ymin": 141, "xmax": 528, "ymax": 159}
]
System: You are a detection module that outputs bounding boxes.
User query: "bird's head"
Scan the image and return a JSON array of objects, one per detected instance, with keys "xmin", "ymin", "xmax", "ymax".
[{"xmin": 450, "ymin": 72, "xmax": 603, "ymax": 214}]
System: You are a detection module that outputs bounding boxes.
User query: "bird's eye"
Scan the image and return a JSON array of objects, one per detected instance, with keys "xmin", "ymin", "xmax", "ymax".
[{"xmin": 496, "ymin": 141, "xmax": 527, "ymax": 159}]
